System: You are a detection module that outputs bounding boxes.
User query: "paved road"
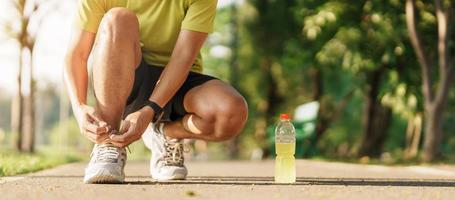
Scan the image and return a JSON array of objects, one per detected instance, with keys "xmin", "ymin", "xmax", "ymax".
[{"xmin": 1, "ymin": 160, "xmax": 455, "ymax": 200}]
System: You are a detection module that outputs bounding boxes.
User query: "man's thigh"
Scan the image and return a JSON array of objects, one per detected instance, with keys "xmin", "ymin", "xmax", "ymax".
[{"xmin": 182, "ymin": 79, "xmax": 245, "ymax": 118}]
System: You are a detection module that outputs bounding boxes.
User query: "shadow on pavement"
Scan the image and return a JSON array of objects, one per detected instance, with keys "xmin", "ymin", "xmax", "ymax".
[
  {"xmin": 26, "ymin": 176, "xmax": 455, "ymax": 187},
  {"xmin": 127, "ymin": 176, "xmax": 455, "ymax": 187}
]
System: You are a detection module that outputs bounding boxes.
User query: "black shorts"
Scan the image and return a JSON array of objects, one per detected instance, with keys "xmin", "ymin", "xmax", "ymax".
[{"xmin": 123, "ymin": 60, "xmax": 217, "ymax": 121}]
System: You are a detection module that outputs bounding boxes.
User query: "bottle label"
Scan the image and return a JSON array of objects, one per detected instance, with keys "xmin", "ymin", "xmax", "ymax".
[{"xmin": 275, "ymin": 135, "xmax": 295, "ymax": 143}]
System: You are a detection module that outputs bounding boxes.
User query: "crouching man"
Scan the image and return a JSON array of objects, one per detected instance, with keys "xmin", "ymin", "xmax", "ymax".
[{"xmin": 64, "ymin": 0, "xmax": 248, "ymax": 183}]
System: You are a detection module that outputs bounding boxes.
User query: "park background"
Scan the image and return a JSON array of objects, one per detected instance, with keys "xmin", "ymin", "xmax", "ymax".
[{"xmin": 1, "ymin": 0, "xmax": 455, "ymax": 176}]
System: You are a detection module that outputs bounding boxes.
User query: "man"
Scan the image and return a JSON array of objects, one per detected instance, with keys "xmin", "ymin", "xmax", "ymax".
[{"xmin": 64, "ymin": 0, "xmax": 248, "ymax": 184}]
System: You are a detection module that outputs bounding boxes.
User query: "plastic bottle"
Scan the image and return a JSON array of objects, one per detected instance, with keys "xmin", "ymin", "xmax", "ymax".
[{"xmin": 274, "ymin": 113, "xmax": 296, "ymax": 183}]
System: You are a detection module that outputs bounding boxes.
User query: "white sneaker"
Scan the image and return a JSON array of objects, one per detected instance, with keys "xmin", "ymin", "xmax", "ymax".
[
  {"xmin": 142, "ymin": 123, "xmax": 187, "ymax": 180},
  {"xmin": 83, "ymin": 144, "xmax": 126, "ymax": 184}
]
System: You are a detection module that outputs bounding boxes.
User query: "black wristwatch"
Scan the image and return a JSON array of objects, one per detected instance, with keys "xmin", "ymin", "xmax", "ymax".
[{"xmin": 142, "ymin": 100, "xmax": 164, "ymax": 123}]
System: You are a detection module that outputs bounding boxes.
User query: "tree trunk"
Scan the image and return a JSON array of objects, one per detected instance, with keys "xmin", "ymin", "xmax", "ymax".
[
  {"xmin": 422, "ymin": 105, "xmax": 444, "ymax": 161},
  {"xmin": 226, "ymin": 2, "xmax": 240, "ymax": 159},
  {"xmin": 311, "ymin": 67, "xmax": 327, "ymax": 139},
  {"xmin": 265, "ymin": 60, "xmax": 283, "ymax": 119},
  {"xmin": 358, "ymin": 68, "xmax": 392, "ymax": 158},
  {"xmin": 12, "ymin": 47, "xmax": 24, "ymax": 151},
  {"xmin": 256, "ymin": 58, "xmax": 283, "ymax": 158},
  {"xmin": 310, "ymin": 67, "xmax": 322, "ymax": 100},
  {"xmin": 21, "ymin": 48, "xmax": 35, "ymax": 153},
  {"xmin": 22, "ymin": 91, "xmax": 35, "ymax": 152},
  {"xmin": 358, "ymin": 100, "xmax": 392, "ymax": 157}
]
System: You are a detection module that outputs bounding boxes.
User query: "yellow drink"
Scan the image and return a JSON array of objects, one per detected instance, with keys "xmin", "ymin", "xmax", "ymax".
[{"xmin": 275, "ymin": 142, "xmax": 296, "ymax": 183}]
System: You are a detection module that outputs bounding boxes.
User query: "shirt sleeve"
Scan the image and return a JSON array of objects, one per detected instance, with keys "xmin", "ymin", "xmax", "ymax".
[
  {"xmin": 181, "ymin": 0, "xmax": 218, "ymax": 33},
  {"xmin": 74, "ymin": 0, "xmax": 106, "ymax": 33}
]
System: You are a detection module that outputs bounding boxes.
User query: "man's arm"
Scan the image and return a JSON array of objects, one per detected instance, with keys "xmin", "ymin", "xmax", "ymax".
[
  {"xmin": 64, "ymin": 30, "xmax": 94, "ymax": 107},
  {"xmin": 109, "ymin": 29, "xmax": 208, "ymax": 146},
  {"xmin": 64, "ymin": 30, "xmax": 110, "ymax": 143},
  {"xmin": 148, "ymin": 29, "xmax": 208, "ymax": 107}
]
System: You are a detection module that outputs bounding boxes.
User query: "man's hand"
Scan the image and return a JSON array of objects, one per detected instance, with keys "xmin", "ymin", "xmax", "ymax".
[
  {"xmin": 75, "ymin": 104, "xmax": 111, "ymax": 144},
  {"xmin": 110, "ymin": 107, "xmax": 155, "ymax": 147}
]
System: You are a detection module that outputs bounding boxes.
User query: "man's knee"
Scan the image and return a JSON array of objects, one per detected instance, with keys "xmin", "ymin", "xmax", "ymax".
[
  {"xmin": 211, "ymin": 95, "xmax": 248, "ymax": 141},
  {"xmin": 99, "ymin": 8, "xmax": 139, "ymax": 37}
]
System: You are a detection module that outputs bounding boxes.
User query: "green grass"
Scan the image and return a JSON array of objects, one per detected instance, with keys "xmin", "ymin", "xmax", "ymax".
[{"xmin": 0, "ymin": 150, "xmax": 82, "ymax": 177}]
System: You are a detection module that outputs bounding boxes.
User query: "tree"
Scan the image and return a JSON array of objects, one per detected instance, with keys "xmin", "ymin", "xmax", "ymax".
[
  {"xmin": 405, "ymin": 0, "xmax": 455, "ymax": 161},
  {"xmin": 3, "ymin": 1, "xmax": 25, "ymax": 151},
  {"xmin": 6, "ymin": 0, "xmax": 55, "ymax": 152},
  {"xmin": 295, "ymin": 0, "xmax": 423, "ymax": 157},
  {"xmin": 245, "ymin": 0, "xmax": 300, "ymax": 157}
]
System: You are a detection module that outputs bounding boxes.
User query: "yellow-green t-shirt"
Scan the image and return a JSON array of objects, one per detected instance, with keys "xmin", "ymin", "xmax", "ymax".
[{"xmin": 75, "ymin": 0, "xmax": 217, "ymax": 73}]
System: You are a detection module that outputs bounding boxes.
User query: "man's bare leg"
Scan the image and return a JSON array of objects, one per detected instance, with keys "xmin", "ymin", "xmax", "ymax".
[
  {"xmin": 163, "ymin": 80, "xmax": 248, "ymax": 141},
  {"xmin": 144, "ymin": 80, "xmax": 247, "ymax": 180},
  {"xmin": 92, "ymin": 8, "xmax": 142, "ymax": 132},
  {"xmin": 83, "ymin": 8, "xmax": 141, "ymax": 183}
]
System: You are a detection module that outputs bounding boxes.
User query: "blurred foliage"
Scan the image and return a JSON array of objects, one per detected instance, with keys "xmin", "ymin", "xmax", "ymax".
[
  {"xmin": 1, "ymin": 0, "xmax": 455, "ymax": 164},
  {"xmin": 48, "ymin": 118, "xmax": 91, "ymax": 152},
  {"xmin": 204, "ymin": 0, "xmax": 454, "ymax": 161}
]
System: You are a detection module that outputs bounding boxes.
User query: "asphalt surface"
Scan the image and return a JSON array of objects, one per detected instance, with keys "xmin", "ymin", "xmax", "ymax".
[{"xmin": 1, "ymin": 160, "xmax": 455, "ymax": 200}]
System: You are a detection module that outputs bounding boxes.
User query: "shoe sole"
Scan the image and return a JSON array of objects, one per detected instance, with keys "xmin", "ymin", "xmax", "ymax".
[
  {"xmin": 151, "ymin": 173, "xmax": 187, "ymax": 181},
  {"xmin": 84, "ymin": 168, "xmax": 124, "ymax": 184}
]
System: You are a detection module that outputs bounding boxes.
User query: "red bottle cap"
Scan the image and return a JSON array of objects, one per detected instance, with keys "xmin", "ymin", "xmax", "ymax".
[{"xmin": 280, "ymin": 114, "xmax": 290, "ymax": 120}]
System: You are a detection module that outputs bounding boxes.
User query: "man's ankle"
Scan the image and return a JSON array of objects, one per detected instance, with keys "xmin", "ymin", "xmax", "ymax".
[{"xmin": 162, "ymin": 123, "xmax": 180, "ymax": 141}]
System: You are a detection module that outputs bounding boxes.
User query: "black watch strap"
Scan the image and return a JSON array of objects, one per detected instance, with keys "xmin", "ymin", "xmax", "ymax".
[{"xmin": 143, "ymin": 100, "xmax": 164, "ymax": 123}]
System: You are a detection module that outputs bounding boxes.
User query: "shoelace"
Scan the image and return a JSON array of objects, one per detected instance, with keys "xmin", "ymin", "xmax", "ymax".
[
  {"xmin": 155, "ymin": 123, "xmax": 186, "ymax": 166},
  {"xmin": 96, "ymin": 145, "xmax": 122, "ymax": 163},
  {"xmin": 164, "ymin": 140, "xmax": 184, "ymax": 166}
]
